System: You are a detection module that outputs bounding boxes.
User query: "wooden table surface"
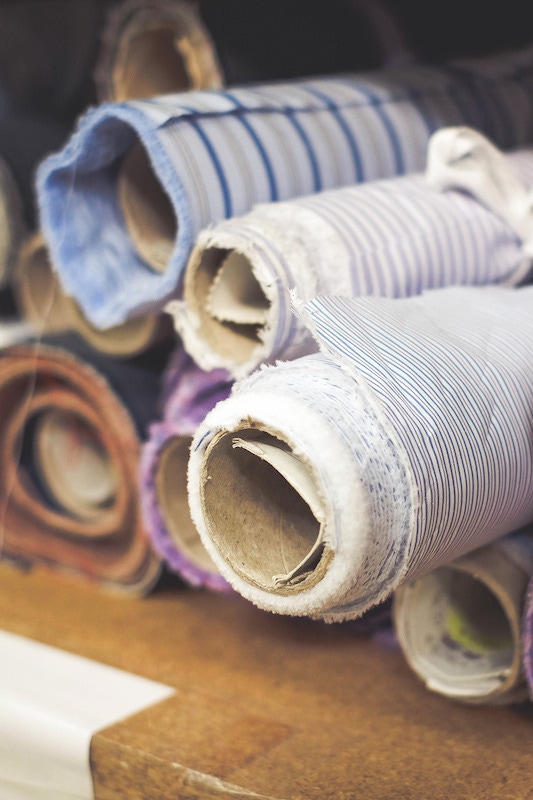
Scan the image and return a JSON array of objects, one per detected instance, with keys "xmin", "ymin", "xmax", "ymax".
[{"xmin": 1, "ymin": 561, "xmax": 532, "ymax": 800}]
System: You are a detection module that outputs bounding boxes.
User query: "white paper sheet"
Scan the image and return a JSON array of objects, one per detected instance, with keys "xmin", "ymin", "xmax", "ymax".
[{"xmin": 0, "ymin": 630, "xmax": 175, "ymax": 800}]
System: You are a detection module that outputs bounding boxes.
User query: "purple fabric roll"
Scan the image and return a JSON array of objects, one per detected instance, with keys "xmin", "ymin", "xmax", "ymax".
[
  {"xmin": 140, "ymin": 345, "xmax": 232, "ymax": 590},
  {"xmin": 523, "ymin": 579, "xmax": 533, "ymax": 697}
]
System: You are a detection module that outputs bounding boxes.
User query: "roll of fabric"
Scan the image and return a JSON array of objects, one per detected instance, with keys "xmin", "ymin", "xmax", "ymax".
[
  {"xmin": 139, "ymin": 346, "xmax": 232, "ymax": 590},
  {"xmin": 0, "ymin": 334, "xmax": 170, "ymax": 594},
  {"xmin": 38, "ymin": 43, "xmax": 533, "ymax": 330},
  {"xmin": 394, "ymin": 529, "xmax": 533, "ymax": 706},
  {"xmin": 95, "ymin": 0, "xmax": 408, "ymax": 103},
  {"xmin": 95, "ymin": 0, "xmax": 224, "ymax": 102},
  {"xmin": 188, "ymin": 285, "xmax": 533, "ymax": 622},
  {"xmin": 0, "ymin": 154, "xmax": 25, "ymax": 293},
  {"xmin": 521, "ymin": 571, "xmax": 533, "ymax": 700},
  {"xmin": 169, "ymin": 127, "xmax": 533, "ymax": 378},
  {"xmin": 14, "ymin": 232, "xmax": 174, "ymax": 357}
]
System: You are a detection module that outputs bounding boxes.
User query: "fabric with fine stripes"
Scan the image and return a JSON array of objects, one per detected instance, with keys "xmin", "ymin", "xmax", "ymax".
[
  {"xmin": 188, "ymin": 285, "xmax": 533, "ymax": 621},
  {"xmin": 37, "ymin": 43, "xmax": 533, "ymax": 328}
]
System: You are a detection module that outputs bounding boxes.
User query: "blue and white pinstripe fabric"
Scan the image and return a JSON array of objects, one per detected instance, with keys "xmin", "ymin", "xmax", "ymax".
[
  {"xmin": 38, "ymin": 44, "xmax": 533, "ymax": 329},
  {"xmin": 172, "ymin": 137, "xmax": 533, "ymax": 378},
  {"xmin": 188, "ymin": 285, "xmax": 533, "ymax": 621}
]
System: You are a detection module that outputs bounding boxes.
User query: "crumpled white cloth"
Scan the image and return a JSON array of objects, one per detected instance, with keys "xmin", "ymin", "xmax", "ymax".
[{"xmin": 188, "ymin": 285, "xmax": 533, "ymax": 621}]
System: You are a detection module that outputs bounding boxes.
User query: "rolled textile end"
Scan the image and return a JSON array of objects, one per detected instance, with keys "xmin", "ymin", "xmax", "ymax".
[
  {"xmin": 188, "ymin": 287, "xmax": 533, "ymax": 620},
  {"xmin": 0, "ymin": 336, "xmax": 163, "ymax": 594},
  {"xmin": 140, "ymin": 347, "xmax": 232, "ymax": 590},
  {"xmin": 15, "ymin": 232, "xmax": 173, "ymax": 357},
  {"xmin": 0, "ymin": 155, "xmax": 25, "ymax": 291},
  {"xmin": 37, "ymin": 47, "xmax": 533, "ymax": 329},
  {"xmin": 394, "ymin": 541, "xmax": 531, "ymax": 706},
  {"xmin": 95, "ymin": 0, "xmax": 223, "ymax": 102},
  {"xmin": 521, "ymin": 576, "xmax": 533, "ymax": 698},
  {"xmin": 169, "ymin": 129, "xmax": 533, "ymax": 380},
  {"xmin": 188, "ymin": 355, "xmax": 415, "ymax": 620}
]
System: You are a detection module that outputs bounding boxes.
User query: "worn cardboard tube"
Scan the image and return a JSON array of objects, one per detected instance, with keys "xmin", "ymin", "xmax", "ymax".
[
  {"xmin": 186, "ymin": 246, "xmax": 269, "ymax": 363},
  {"xmin": 118, "ymin": 142, "xmax": 177, "ymax": 274},
  {"xmin": 201, "ymin": 427, "xmax": 326, "ymax": 593},
  {"xmin": 154, "ymin": 435, "xmax": 218, "ymax": 574},
  {"xmin": 96, "ymin": 0, "xmax": 223, "ymax": 102},
  {"xmin": 33, "ymin": 409, "xmax": 119, "ymax": 522},
  {"xmin": 394, "ymin": 545, "xmax": 530, "ymax": 705},
  {"xmin": 16, "ymin": 233, "xmax": 171, "ymax": 357},
  {"xmin": 114, "ymin": 25, "xmax": 194, "ymax": 100}
]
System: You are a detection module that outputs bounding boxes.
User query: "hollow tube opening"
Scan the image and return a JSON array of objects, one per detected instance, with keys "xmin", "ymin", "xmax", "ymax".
[
  {"xmin": 113, "ymin": 26, "xmax": 192, "ymax": 101},
  {"xmin": 155, "ymin": 435, "xmax": 219, "ymax": 573},
  {"xmin": 28, "ymin": 409, "xmax": 119, "ymax": 522},
  {"xmin": 201, "ymin": 428, "xmax": 325, "ymax": 593},
  {"xmin": 190, "ymin": 247, "xmax": 270, "ymax": 362},
  {"xmin": 118, "ymin": 141, "xmax": 177, "ymax": 274},
  {"xmin": 400, "ymin": 568, "xmax": 515, "ymax": 698}
]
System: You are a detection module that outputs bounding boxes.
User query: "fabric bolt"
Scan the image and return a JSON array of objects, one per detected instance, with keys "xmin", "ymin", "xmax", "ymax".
[
  {"xmin": 139, "ymin": 346, "xmax": 232, "ymax": 590},
  {"xmin": 95, "ymin": 0, "xmax": 409, "ymax": 103},
  {"xmin": 170, "ymin": 127, "xmax": 533, "ymax": 378},
  {"xmin": 15, "ymin": 232, "xmax": 174, "ymax": 358},
  {"xmin": 95, "ymin": 0, "xmax": 224, "ymax": 102},
  {"xmin": 0, "ymin": 333, "xmax": 172, "ymax": 594},
  {"xmin": 38, "ymin": 43, "xmax": 533, "ymax": 329},
  {"xmin": 521, "ymin": 575, "xmax": 533, "ymax": 699},
  {"xmin": 188, "ymin": 286, "xmax": 533, "ymax": 622},
  {"xmin": 394, "ymin": 528, "xmax": 533, "ymax": 706},
  {"xmin": 0, "ymin": 154, "xmax": 25, "ymax": 292}
]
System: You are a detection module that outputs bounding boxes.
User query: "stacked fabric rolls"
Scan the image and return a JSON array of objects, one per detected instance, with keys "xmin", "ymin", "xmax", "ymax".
[
  {"xmin": 38, "ymin": 41, "xmax": 533, "ymax": 328},
  {"xmin": 3, "ymin": 1, "xmax": 533, "ymax": 704},
  {"xmin": 0, "ymin": 334, "xmax": 168, "ymax": 594}
]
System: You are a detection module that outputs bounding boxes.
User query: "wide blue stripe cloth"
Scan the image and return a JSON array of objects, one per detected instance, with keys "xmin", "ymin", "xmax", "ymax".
[
  {"xmin": 171, "ymin": 132, "xmax": 533, "ymax": 378},
  {"xmin": 38, "ymin": 44, "xmax": 533, "ymax": 329},
  {"xmin": 188, "ymin": 285, "xmax": 533, "ymax": 621}
]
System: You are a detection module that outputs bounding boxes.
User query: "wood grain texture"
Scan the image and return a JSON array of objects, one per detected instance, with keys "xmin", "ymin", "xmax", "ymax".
[{"xmin": 1, "ymin": 561, "xmax": 532, "ymax": 799}]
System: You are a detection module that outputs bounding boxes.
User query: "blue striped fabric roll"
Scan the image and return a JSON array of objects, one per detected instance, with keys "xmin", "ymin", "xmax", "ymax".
[
  {"xmin": 170, "ymin": 128, "xmax": 533, "ymax": 378},
  {"xmin": 38, "ymin": 44, "xmax": 533, "ymax": 329},
  {"xmin": 187, "ymin": 285, "xmax": 533, "ymax": 621}
]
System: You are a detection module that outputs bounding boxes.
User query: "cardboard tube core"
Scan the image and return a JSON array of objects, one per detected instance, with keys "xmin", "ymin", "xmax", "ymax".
[
  {"xmin": 118, "ymin": 142, "xmax": 176, "ymax": 273},
  {"xmin": 32, "ymin": 409, "xmax": 118, "ymax": 521},
  {"xmin": 16, "ymin": 235, "xmax": 72, "ymax": 332},
  {"xmin": 189, "ymin": 247, "xmax": 270, "ymax": 361},
  {"xmin": 17, "ymin": 234, "xmax": 165, "ymax": 356},
  {"xmin": 155, "ymin": 435, "xmax": 219, "ymax": 573},
  {"xmin": 201, "ymin": 428, "xmax": 325, "ymax": 593},
  {"xmin": 396, "ymin": 565, "xmax": 521, "ymax": 702},
  {"xmin": 113, "ymin": 26, "xmax": 192, "ymax": 101}
]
